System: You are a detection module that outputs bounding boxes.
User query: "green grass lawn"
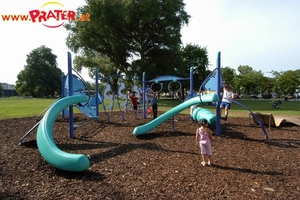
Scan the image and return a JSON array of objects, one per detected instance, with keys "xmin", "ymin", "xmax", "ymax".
[
  {"xmin": 1, "ymin": 97, "xmax": 299, "ymax": 119},
  {"xmin": 0, "ymin": 97, "xmax": 56, "ymax": 119}
]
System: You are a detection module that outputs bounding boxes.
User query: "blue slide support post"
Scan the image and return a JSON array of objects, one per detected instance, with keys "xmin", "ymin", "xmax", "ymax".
[
  {"xmin": 67, "ymin": 52, "xmax": 74, "ymax": 138},
  {"xmin": 216, "ymin": 52, "xmax": 222, "ymax": 136},
  {"xmin": 143, "ymin": 72, "xmax": 146, "ymax": 119},
  {"xmin": 61, "ymin": 72, "xmax": 66, "ymax": 118},
  {"xmin": 95, "ymin": 68, "xmax": 99, "ymax": 121},
  {"xmin": 190, "ymin": 67, "xmax": 194, "ymax": 96}
]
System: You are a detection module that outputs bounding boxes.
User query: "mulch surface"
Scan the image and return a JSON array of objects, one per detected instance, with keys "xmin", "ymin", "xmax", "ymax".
[{"xmin": 1, "ymin": 111, "xmax": 300, "ymax": 199}]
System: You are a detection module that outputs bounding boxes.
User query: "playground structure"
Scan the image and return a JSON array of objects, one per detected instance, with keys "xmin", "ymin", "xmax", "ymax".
[
  {"xmin": 30, "ymin": 52, "xmax": 203, "ymax": 171},
  {"xmin": 20, "ymin": 54, "xmax": 146, "ymax": 144},
  {"xmin": 133, "ymin": 52, "xmax": 269, "ymax": 142},
  {"xmin": 30, "ymin": 51, "xmax": 191, "ymax": 171},
  {"xmin": 138, "ymin": 67, "xmax": 198, "ymax": 130},
  {"xmin": 212, "ymin": 52, "xmax": 268, "ymax": 141},
  {"xmin": 133, "ymin": 94, "xmax": 218, "ymax": 136},
  {"xmin": 27, "ymin": 51, "xmax": 270, "ymax": 172},
  {"xmin": 132, "ymin": 69, "xmax": 221, "ymax": 136}
]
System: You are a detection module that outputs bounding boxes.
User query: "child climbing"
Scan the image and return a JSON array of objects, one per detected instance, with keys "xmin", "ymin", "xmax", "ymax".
[
  {"xmin": 220, "ymin": 81, "xmax": 235, "ymax": 121},
  {"xmin": 128, "ymin": 91, "xmax": 139, "ymax": 119}
]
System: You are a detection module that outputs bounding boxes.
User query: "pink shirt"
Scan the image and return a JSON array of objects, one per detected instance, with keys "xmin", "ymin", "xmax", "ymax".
[{"xmin": 198, "ymin": 128, "xmax": 211, "ymax": 144}]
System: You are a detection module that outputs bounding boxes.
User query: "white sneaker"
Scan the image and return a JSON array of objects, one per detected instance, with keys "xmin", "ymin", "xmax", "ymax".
[
  {"xmin": 201, "ymin": 162, "xmax": 206, "ymax": 166},
  {"xmin": 207, "ymin": 161, "xmax": 212, "ymax": 166}
]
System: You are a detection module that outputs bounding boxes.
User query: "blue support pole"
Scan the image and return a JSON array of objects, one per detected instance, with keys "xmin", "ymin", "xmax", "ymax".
[
  {"xmin": 95, "ymin": 68, "xmax": 99, "ymax": 121},
  {"xmin": 216, "ymin": 52, "xmax": 221, "ymax": 136},
  {"xmin": 172, "ymin": 116, "xmax": 175, "ymax": 131},
  {"xmin": 142, "ymin": 72, "xmax": 146, "ymax": 119},
  {"xmin": 67, "ymin": 52, "xmax": 74, "ymax": 138},
  {"xmin": 190, "ymin": 67, "xmax": 194, "ymax": 96},
  {"xmin": 61, "ymin": 72, "xmax": 65, "ymax": 118}
]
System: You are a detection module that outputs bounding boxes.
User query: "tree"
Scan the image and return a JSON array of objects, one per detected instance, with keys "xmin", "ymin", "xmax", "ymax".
[
  {"xmin": 272, "ymin": 70, "xmax": 300, "ymax": 97},
  {"xmin": 65, "ymin": 0, "xmax": 190, "ymax": 81},
  {"xmin": 181, "ymin": 44, "xmax": 209, "ymax": 92},
  {"xmin": 15, "ymin": 46, "xmax": 62, "ymax": 97},
  {"xmin": 221, "ymin": 67, "xmax": 236, "ymax": 86},
  {"xmin": 72, "ymin": 51, "xmax": 117, "ymax": 80},
  {"xmin": 235, "ymin": 65, "xmax": 266, "ymax": 95},
  {"xmin": 237, "ymin": 65, "xmax": 254, "ymax": 75}
]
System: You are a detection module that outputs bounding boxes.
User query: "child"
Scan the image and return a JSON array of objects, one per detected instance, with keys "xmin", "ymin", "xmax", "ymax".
[
  {"xmin": 150, "ymin": 92, "xmax": 158, "ymax": 119},
  {"xmin": 195, "ymin": 119, "xmax": 213, "ymax": 166},
  {"xmin": 128, "ymin": 91, "xmax": 139, "ymax": 118},
  {"xmin": 220, "ymin": 81, "xmax": 235, "ymax": 121},
  {"xmin": 147, "ymin": 106, "xmax": 152, "ymax": 118}
]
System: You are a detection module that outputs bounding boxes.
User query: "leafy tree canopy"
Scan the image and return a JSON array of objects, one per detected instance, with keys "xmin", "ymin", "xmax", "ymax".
[
  {"xmin": 181, "ymin": 44, "xmax": 209, "ymax": 90},
  {"xmin": 220, "ymin": 65, "xmax": 300, "ymax": 98},
  {"xmin": 273, "ymin": 70, "xmax": 300, "ymax": 96},
  {"xmin": 221, "ymin": 66, "xmax": 236, "ymax": 86},
  {"xmin": 15, "ymin": 46, "xmax": 62, "ymax": 97},
  {"xmin": 65, "ymin": 0, "xmax": 190, "ymax": 81}
]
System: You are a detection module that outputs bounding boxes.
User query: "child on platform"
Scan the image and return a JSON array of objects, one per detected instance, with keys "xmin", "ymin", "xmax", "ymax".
[{"xmin": 220, "ymin": 81, "xmax": 235, "ymax": 121}]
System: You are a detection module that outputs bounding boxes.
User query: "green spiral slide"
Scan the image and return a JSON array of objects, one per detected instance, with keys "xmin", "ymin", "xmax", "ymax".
[
  {"xmin": 37, "ymin": 95, "xmax": 90, "ymax": 172},
  {"xmin": 133, "ymin": 93, "xmax": 219, "ymax": 136}
]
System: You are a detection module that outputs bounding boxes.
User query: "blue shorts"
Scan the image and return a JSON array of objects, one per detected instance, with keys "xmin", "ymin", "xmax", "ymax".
[{"xmin": 220, "ymin": 102, "xmax": 231, "ymax": 109}]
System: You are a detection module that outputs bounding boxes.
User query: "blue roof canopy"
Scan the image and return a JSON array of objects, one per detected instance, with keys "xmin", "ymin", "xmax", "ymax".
[{"xmin": 148, "ymin": 75, "xmax": 189, "ymax": 82}]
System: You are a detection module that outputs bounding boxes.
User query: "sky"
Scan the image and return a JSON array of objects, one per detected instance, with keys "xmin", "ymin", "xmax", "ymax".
[{"xmin": 1, "ymin": 0, "xmax": 300, "ymax": 85}]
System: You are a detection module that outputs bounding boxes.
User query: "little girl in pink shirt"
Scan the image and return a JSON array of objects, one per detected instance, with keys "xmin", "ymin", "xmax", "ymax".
[{"xmin": 196, "ymin": 119, "xmax": 213, "ymax": 166}]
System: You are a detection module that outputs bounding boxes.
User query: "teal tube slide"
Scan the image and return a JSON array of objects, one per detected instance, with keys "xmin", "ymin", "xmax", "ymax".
[
  {"xmin": 133, "ymin": 94, "xmax": 219, "ymax": 136},
  {"xmin": 192, "ymin": 107, "xmax": 216, "ymax": 125},
  {"xmin": 37, "ymin": 95, "xmax": 90, "ymax": 172}
]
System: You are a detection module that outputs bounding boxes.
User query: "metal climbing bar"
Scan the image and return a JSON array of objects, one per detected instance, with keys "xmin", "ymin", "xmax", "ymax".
[{"xmin": 19, "ymin": 121, "xmax": 41, "ymax": 145}]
